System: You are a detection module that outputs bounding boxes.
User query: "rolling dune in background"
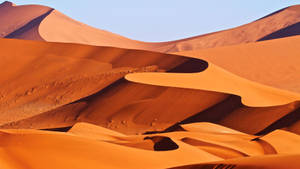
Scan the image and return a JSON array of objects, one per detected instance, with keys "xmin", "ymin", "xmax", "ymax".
[{"xmin": 2, "ymin": 2, "xmax": 300, "ymax": 52}]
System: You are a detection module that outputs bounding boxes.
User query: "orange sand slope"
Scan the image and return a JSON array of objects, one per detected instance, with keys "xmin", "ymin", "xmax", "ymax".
[
  {"xmin": 2, "ymin": 1, "xmax": 300, "ymax": 52},
  {"xmin": 0, "ymin": 37, "xmax": 299, "ymax": 137},
  {"xmin": 125, "ymin": 64, "xmax": 300, "ymax": 107},
  {"xmin": 1, "ymin": 122, "xmax": 300, "ymax": 169},
  {"xmin": 125, "ymin": 60, "xmax": 300, "ymax": 135},
  {"xmin": 0, "ymin": 37, "xmax": 298, "ymax": 138},
  {"xmin": 0, "ymin": 37, "xmax": 193, "ymax": 128},
  {"xmin": 0, "ymin": 38, "xmax": 222, "ymax": 134}
]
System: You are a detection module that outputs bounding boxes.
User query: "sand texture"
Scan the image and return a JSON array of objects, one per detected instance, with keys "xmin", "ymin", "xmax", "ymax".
[{"xmin": 0, "ymin": 1, "xmax": 300, "ymax": 169}]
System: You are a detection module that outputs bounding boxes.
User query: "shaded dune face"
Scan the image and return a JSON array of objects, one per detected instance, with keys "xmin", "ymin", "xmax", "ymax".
[
  {"xmin": 5, "ymin": 9, "xmax": 54, "ymax": 40},
  {"xmin": 259, "ymin": 22, "xmax": 300, "ymax": 41},
  {"xmin": 0, "ymin": 1, "xmax": 53, "ymax": 40},
  {"xmin": 165, "ymin": 101, "xmax": 300, "ymax": 135},
  {"xmin": 0, "ymin": 80, "xmax": 228, "ymax": 134},
  {"xmin": 125, "ymin": 52, "xmax": 300, "ymax": 135},
  {"xmin": 2, "ymin": 2, "xmax": 300, "ymax": 52},
  {"xmin": 0, "ymin": 38, "xmax": 214, "ymax": 133},
  {"xmin": 144, "ymin": 136, "xmax": 179, "ymax": 151},
  {"xmin": 181, "ymin": 137, "xmax": 250, "ymax": 159}
]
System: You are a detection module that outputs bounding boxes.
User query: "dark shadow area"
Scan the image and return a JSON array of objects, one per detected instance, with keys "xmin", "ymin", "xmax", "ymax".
[
  {"xmin": 168, "ymin": 164, "xmax": 236, "ymax": 169},
  {"xmin": 250, "ymin": 137, "xmax": 277, "ymax": 155},
  {"xmin": 40, "ymin": 126, "xmax": 72, "ymax": 132},
  {"xmin": 181, "ymin": 137, "xmax": 249, "ymax": 158},
  {"xmin": 258, "ymin": 22, "xmax": 300, "ymax": 41},
  {"xmin": 143, "ymin": 126, "xmax": 185, "ymax": 135},
  {"xmin": 5, "ymin": 9, "xmax": 54, "ymax": 39},
  {"xmin": 164, "ymin": 95, "xmax": 242, "ymax": 132},
  {"xmin": 256, "ymin": 106, "xmax": 300, "ymax": 135},
  {"xmin": 144, "ymin": 136, "xmax": 179, "ymax": 151},
  {"xmin": 169, "ymin": 58, "xmax": 208, "ymax": 73},
  {"xmin": 143, "ymin": 130, "xmax": 167, "ymax": 135},
  {"xmin": 73, "ymin": 78, "xmax": 126, "ymax": 104}
]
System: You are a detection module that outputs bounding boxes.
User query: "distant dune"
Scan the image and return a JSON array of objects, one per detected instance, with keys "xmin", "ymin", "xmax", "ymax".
[
  {"xmin": 0, "ymin": 1, "xmax": 300, "ymax": 169},
  {"xmin": 2, "ymin": 1, "xmax": 300, "ymax": 52},
  {"xmin": 0, "ymin": 1, "xmax": 52, "ymax": 39}
]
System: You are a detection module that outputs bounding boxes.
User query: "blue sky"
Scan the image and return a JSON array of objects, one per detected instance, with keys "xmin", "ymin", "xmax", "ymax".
[{"xmin": 9, "ymin": 0, "xmax": 300, "ymax": 42}]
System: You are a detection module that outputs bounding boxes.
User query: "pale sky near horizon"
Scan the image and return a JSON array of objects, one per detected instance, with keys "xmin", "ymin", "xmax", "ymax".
[{"xmin": 7, "ymin": 0, "xmax": 300, "ymax": 42}]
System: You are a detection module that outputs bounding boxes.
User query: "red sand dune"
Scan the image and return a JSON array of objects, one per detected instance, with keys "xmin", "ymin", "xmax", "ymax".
[
  {"xmin": 0, "ymin": 37, "xmax": 191, "ymax": 129},
  {"xmin": 177, "ymin": 35, "xmax": 300, "ymax": 93},
  {"xmin": 0, "ymin": 1, "xmax": 300, "ymax": 169},
  {"xmin": 125, "ymin": 62, "xmax": 300, "ymax": 135},
  {"xmin": 0, "ymin": 37, "xmax": 299, "ymax": 137}
]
